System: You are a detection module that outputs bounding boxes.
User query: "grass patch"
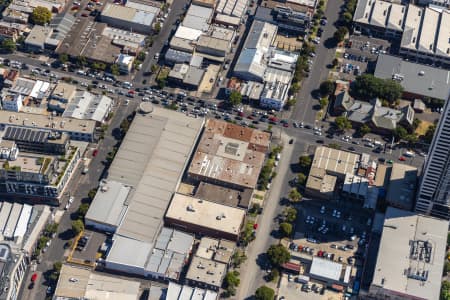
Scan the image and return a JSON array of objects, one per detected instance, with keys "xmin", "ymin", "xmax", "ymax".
[
  {"xmin": 254, "ymin": 194, "xmax": 264, "ymax": 200},
  {"xmin": 415, "ymin": 119, "xmax": 432, "ymax": 136}
]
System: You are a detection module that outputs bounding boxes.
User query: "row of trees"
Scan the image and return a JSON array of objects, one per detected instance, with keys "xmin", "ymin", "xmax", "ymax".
[{"xmin": 351, "ymin": 74, "xmax": 404, "ymax": 103}]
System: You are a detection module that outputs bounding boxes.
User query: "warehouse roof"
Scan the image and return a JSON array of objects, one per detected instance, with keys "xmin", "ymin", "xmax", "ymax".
[
  {"xmin": 166, "ymin": 194, "xmax": 245, "ymax": 236},
  {"xmin": 106, "ymin": 234, "xmax": 153, "ymax": 269},
  {"xmin": 372, "ymin": 207, "xmax": 448, "ymax": 300},
  {"xmin": 183, "ymin": 4, "xmax": 213, "ymax": 31},
  {"xmin": 62, "ymin": 91, "xmax": 112, "ymax": 122},
  {"xmin": 167, "ymin": 282, "xmax": 219, "ymax": 300},
  {"xmin": 85, "ymin": 180, "xmax": 131, "ymax": 229},
  {"xmin": 101, "ymin": 3, "xmax": 156, "ymax": 26},
  {"xmin": 312, "ymin": 146, "xmax": 360, "ymax": 177},
  {"xmin": 374, "ymin": 54, "xmax": 450, "ymax": 101},
  {"xmin": 197, "ymin": 35, "xmax": 229, "ymax": 53},
  {"xmin": 195, "ymin": 181, "xmax": 253, "ymax": 208},
  {"xmin": 108, "ymin": 106, "xmax": 204, "ymax": 243}
]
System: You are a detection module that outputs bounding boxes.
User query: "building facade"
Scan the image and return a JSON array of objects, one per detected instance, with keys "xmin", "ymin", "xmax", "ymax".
[{"xmin": 416, "ymin": 95, "xmax": 450, "ymax": 219}]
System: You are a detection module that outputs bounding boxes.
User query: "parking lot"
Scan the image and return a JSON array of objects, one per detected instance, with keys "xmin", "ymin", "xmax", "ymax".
[
  {"xmin": 278, "ymin": 274, "xmax": 343, "ymax": 300},
  {"xmin": 71, "ymin": 230, "xmax": 107, "ymax": 264},
  {"xmin": 337, "ymin": 35, "xmax": 392, "ymax": 80}
]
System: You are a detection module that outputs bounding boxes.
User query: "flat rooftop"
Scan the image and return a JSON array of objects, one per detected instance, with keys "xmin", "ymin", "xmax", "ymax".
[
  {"xmin": 54, "ymin": 264, "xmax": 140, "ymax": 300},
  {"xmin": 386, "ymin": 163, "xmax": 417, "ymax": 210},
  {"xmin": 188, "ymin": 119, "xmax": 270, "ymax": 189},
  {"xmin": 311, "ymin": 146, "xmax": 360, "ymax": 177},
  {"xmin": 309, "ymin": 257, "xmax": 343, "ymax": 281},
  {"xmin": 165, "ymin": 193, "xmax": 245, "ymax": 237},
  {"xmin": 194, "ymin": 181, "xmax": 252, "ymax": 208},
  {"xmin": 186, "ymin": 256, "xmax": 227, "ymax": 288},
  {"xmin": 374, "ymin": 54, "xmax": 450, "ymax": 101},
  {"xmin": 108, "ymin": 106, "xmax": 204, "ymax": 243},
  {"xmin": 0, "ymin": 110, "xmax": 96, "ymax": 134},
  {"xmin": 371, "ymin": 207, "xmax": 448, "ymax": 300}
]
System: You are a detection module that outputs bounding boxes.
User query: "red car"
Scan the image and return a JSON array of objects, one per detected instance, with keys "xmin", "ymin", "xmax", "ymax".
[
  {"xmin": 31, "ymin": 273, "xmax": 38, "ymax": 282},
  {"xmin": 247, "ymin": 115, "xmax": 254, "ymax": 120},
  {"xmin": 399, "ymin": 156, "xmax": 406, "ymax": 161},
  {"xmin": 269, "ymin": 116, "xmax": 278, "ymax": 122},
  {"xmin": 238, "ymin": 112, "xmax": 244, "ymax": 117},
  {"xmin": 253, "ymin": 223, "xmax": 258, "ymax": 230},
  {"xmin": 92, "ymin": 149, "xmax": 98, "ymax": 157},
  {"xmin": 283, "ymin": 123, "xmax": 289, "ymax": 128}
]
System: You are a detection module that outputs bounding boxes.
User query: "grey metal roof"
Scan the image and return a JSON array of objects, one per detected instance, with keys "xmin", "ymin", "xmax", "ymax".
[
  {"xmin": 165, "ymin": 48, "xmax": 192, "ymax": 64},
  {"xmin": 374, "ymin": 54, "xmax": 450, "ymax": 101},
  {"xmin": 85, "ymin": 180, "xmax": 131, "ymax": 228},
  {"xmin": 108, "ymin": 107, "xmax": 204, "ymax": 243}
]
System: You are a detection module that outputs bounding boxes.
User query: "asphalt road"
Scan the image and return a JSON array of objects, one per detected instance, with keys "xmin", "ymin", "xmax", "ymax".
[
  {"xmin": 236, "ymin": 131, "xmax": 296, "ymax": 299},
  {"xmin": 18, "ymin": 100, "xmax": 139, "ymax": 300},
  {"xmin": 292, "ymin": 0, "xmax": 345, "ymax": 124},
  {"xmin": 133, "ymin": 0, "xmax": 189, "ymax": 86}
]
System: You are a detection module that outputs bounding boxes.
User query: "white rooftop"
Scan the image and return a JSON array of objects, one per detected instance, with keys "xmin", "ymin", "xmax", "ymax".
[
  {"xmin": 371, "ymin": 207, "xmax": 448, "ymax": 300},
  {"xmin": 310, "ymin": 257, "xmax": 343, "ymax": 281}
]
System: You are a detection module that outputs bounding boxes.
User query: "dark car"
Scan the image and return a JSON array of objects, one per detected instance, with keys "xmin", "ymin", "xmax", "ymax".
[{"xmin": 289, "ymin": 139, "xmax": 294, "ymax": 144}]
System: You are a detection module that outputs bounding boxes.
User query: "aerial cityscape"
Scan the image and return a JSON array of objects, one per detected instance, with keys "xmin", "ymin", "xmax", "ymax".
[{"xmin": 0, "ymin": 0, "xmax": 447, "ymax": 298}]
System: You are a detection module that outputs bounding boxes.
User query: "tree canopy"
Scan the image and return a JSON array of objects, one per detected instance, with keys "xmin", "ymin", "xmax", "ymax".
[
  {"xmin": 359, "ymin": 124, "xmax": 371, "ymax": 136},
  {"xmin": 279, "ymin": 222, "xmax": 293, "ymax": 237},
  {"xmin": 298, "ymin": 155, "xmax": 312, "ymax": 169},
  {"xmin": 30, "ymin": 6, "xmax": 52, "ymax": 25},
  {"xmin": 0, "ymin": 39, "xmax": 16, "ymax": 53},
  {"xmin": 229, "ymin": 91, "xmax": 242, "ymax": 106},
  {"xmin": 288, "ymin": 188, "xmax": 302, "ymax": 202},
  {"xmin": 267, "ymin": 244, "xmax": 290, "ymax": 267},
  {"xmin": 71, "ymin": 220, "xmax": 84, "ymax": 235},
  {"xmin": 441, "ymin": 280, "xmax": 450, "ymax": 300},
  {"xmin": 319, "ymin": 80, "xmax": 336, "ymax": 96},
  {"xmin": 351, "ymin": 74, "xmax": 403, "ymax": 103},
  {"xmin": 255, "ymin": 286, "xmax": 275, "ymax": 300},
  {"xmin": 334, "ymin": 26, "xmax": 348, "ymax": 42},
  {"xmin": 335, "ymin": 116, "xmax": 352, "ymax": 131}
]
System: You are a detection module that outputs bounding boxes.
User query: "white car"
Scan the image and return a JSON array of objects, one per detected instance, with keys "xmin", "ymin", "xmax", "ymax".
[
  {"xmin": 142, "ymin": 97, "xmax": 150, "ymax": 102},
  {"xmin": 68, "ymin": 196, "xmax": 74, "ymax": 204},
  {"xmin": 64, "ymin": 203, "xmax": 70, "ymax": 210}
]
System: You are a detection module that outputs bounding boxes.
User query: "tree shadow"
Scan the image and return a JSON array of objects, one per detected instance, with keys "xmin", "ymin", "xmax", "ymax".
[{"xmin": 58, "ymin": 229, "xmax": 75, "ymax": 241}]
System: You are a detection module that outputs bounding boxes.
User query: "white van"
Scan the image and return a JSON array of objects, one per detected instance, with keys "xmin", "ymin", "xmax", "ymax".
[
  {"xmin": 276, "ymin": 153, "xmax": 281, "ymax": 161},
  {"xmin": 404, "ymin": 151, "xmax": 415, "ymax": 157}
]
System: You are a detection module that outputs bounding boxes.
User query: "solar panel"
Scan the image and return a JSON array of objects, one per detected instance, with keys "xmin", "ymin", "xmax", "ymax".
[{"xmin": 3, "ymin": 127, "xmax": 49, "ymax": 143}]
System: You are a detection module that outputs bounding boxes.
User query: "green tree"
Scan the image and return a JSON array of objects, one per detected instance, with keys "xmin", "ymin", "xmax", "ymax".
[
  {"xmin": 393, "ymin": 125, "xmax": 408, "ymax": 141},
  {"xmin": 319, "ymin": 97, "xmax": 329, "ymax": 109},
  {"xmin": 137, "ymin": 51, "xmax": 146, "ymax": 61},
  {"xmin": 335, "ymin": 116, "xmax": 352, "ymax": 131},
  {"xmin": 53, "ymin": 261, "xmax": 62, "ymax": 274},
  {"xmin": 88, "ymin": 188, "xmax": 97, "ymax": 200},
  {"xmin": 110, "ymin": 64, "xmax": 120, "ymax": 76},
  {"xmin": 413, "ymin": 118, "xmax": 422, "ymax": 130},
  {"xmin": 423, "ymin": 123, "xmax": 436, "ymax": 143},
  {"xmin": 91, "ymin": 62, "xmax": 106, "ymax": 71},
  {"xmin": 288, "ymin": 188, "xmax": 302, "ymax": 202},
  {"xmin": 30, "ymin": 6, "xmax": 52, "ymax": 25},
  {"xmin": 298, "ymin": 155, "xmax": 312, "ymax": 169},
  {"xmin": 255, "ymin": 286, "xmax": 275, "ymax": 300},
  {"xmin": 319, "ymin": 80, "xmax": 335, "ymax": 96},
  {"xmin": 224, "ymin": 271, "xmax": 240, "ymax": 296},
  {"xmin": 231, "ymin": 250, "xmax": 247, "ymax": 268},
  {"xmin": 59, "ymin": 53, "xmax": 68, "ymax": 63},
  {"xmin": 229, "ymin": 91, "xmax": 242, "ymax": 107},
  {"xmin": 77, "ymin": 203, "xmax": 90, "ymax": 218},
  {"xmin": 267, "ymin": 268, "xmax": 279, "ymax": 282},
  {"xmin": 154, "ymin": 22, "xmax": 161, "ymax": 33},
  {"xmin": 351, "ymin": 74, "xmax": 403, "ymax": 103},
  {"xmin": 0, "ymin": 38, "xmax": 16, "ymax": 53},
  {"xmin": 359, "ymin": 124, "xmax": 371, "ymax": 136},
  {"xmin": 297, "ymin": 173, "xmax": 307, "ymax": 186},
  {"xmin": 332, "ymin": 58, "xmax": 339, "ymax": 67},
  {"xmin": 279, "ymin": 222, "xmax": 292, "ymax": 237},
  {"xmin": 342, "ymin": 11, "xmax": 353, "ymax": 24},
  {"xmin": 334, "ymin": 26, "xmax": 348, "ymax": 42},
  {"xmin": 284, "ymin": 207, "xmax": 297, "ymax": 223},
  {"xmin": 71, "ymin": 220, "xmax": 84, "ymax": 235},
  {"xmin": 441, "ymin": 281, "xmax": 450, "ymax": 300},
  {"xmin": 45, "ymin": 223, "xmax": 58, "ymax": 236},
  {"xmin": 76, "ymin": 56, "xmax": 87, "ymax": 67},
  {"xmin": 267, "ymin": 244, "xmax": 290, "ymax": 267},
  {"xmin": 151, "ymin": 64, "xmax": 158, "ymax": 73}
]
